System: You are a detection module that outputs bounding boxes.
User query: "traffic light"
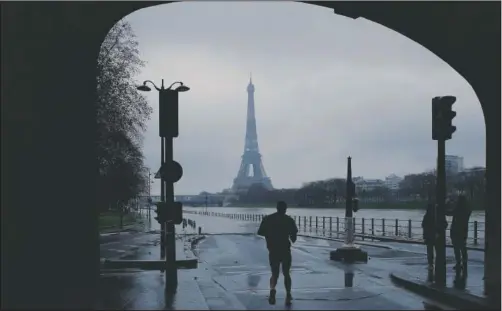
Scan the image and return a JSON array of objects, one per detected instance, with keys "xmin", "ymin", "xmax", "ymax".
[
  {"xmin": 154, "ymin": 202, "xmax": 167, "ymax": 224},
  {"xmin": 167, "ymin": 202, "xmax": 183, "ymax": 225},
  {"xmin": 432, "ymin": 96, "xmax": 457, "ymax": 141}
]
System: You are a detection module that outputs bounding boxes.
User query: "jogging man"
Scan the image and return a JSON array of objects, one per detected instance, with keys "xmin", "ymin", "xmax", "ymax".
[{"xmin": 257, "ymin": 201, "xmax": 298, "ymax": 305}]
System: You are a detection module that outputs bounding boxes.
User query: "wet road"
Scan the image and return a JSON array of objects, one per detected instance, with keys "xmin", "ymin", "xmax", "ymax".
[
  {"xmin": 189, "ymin": 213, "xmax": 485, "ymax": 297},
  {"xmin": 194, "ymin": 233, "xmax": 429, "ymax": 310},
  {"xmin": 98, "ymin": 213, "xmax": 484, "ymax": 309}
]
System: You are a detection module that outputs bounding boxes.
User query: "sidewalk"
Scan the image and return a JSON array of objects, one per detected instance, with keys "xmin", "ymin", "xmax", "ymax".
[
  {"xmin": 390, "ymin": 267, "xmax": 493, "ymax": 310},
  {"xmin": 97, "ymin": 234, "xmax": 210, "ymax": 310}
]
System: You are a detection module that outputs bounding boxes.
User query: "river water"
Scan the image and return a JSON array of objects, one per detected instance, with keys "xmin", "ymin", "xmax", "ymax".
[{"xmin": 184, "ymin": 206, "xmax": 486, "ymax": 224}]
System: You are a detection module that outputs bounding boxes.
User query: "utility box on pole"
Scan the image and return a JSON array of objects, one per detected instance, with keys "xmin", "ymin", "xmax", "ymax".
[{"xmin": 159, "ymin": 90, "xmax": 179, "ymax": 138}]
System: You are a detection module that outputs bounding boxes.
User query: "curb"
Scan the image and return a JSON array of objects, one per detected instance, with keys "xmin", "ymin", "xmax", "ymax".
[
  {"xmin": 364, "ymin": 235, "xmax": 484, "ymax": 252},
  {"xmin": 189, "ymin": 235, "xmax": 206, "ymax": 248},
  {"xmin": 297, "ymin": 234, "xmax": 393, "ymax": 250},
  {"xmin": 390, "ymin": 272, "xmax": 493, "ymax": 310}
]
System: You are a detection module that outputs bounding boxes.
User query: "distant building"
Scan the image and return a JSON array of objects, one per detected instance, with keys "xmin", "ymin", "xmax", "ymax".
[
  {"xmin": 444, "ymin": 155, "xmax": 464, "ymax": 174},
  {"xmin": 384, "ymin": 174, "xmax": 403, "ymax": 191},
  {"xmin": 353, "ymin": 177, "xmax": 385, "ymax": 192},
  {"xmin": 463, "ymin": 166, "xmax": 485, "ymax": 176}
]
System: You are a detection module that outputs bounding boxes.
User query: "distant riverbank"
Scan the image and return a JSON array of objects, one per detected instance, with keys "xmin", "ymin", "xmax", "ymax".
[{"xmin": 230, "ymin": 201, "xmax": 484, "ymax": 211}]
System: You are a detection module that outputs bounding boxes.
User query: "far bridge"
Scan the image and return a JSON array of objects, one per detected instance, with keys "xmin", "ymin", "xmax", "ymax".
[{"xmin": 137, "ymin": 194, "xmax": 226, "ymax": 207}]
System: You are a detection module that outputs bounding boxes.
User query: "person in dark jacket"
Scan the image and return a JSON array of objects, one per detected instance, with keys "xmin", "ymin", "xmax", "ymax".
[
  {"xmin": 422, "ymin": 202, "xmax": 449, "ymax": 271},
  {"xmin": 258, "ymin": 201, "xmax": 298, "ymax": 306},
  {"xmin": 422, "ymin": 203, "xmax": 436, "ymax": 271},
  {"xmin": 450, "ymin": 195, "xmax": 471, "ymax": 275}
]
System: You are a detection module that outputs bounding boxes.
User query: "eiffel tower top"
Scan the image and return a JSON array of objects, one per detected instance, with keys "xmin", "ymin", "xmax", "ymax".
[{"xmin": 247, "ymin": 73, "xmax": 254, "ymax": 92}]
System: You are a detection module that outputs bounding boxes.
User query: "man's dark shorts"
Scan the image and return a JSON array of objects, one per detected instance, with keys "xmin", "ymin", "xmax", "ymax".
[{"xmin": 269, "ymin": 249, "xmax": 292, "ymax": 276}]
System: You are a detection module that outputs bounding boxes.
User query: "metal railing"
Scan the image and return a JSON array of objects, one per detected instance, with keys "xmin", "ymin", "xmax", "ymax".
[{"xmin": 185, "ymin": 210, "xmax": 485, "ymax": 248}]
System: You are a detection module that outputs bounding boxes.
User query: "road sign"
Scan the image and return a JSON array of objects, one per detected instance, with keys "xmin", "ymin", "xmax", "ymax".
[{"xmin": 155, "ymin": 161, "xmax": 183, "ymax": 182}]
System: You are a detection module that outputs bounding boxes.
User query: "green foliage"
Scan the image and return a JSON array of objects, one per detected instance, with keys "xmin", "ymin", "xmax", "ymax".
[{"xmin": 97, "ymin": 19, "xmax": 152, "ymax": 212}]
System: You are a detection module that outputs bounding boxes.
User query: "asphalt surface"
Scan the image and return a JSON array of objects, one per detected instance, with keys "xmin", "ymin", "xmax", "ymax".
[
  {"xmin": 97, "ymin": 213, "xmax": 484, "ymax": 309},
  {"xmin": 188, "ymin": 213, "xmax": 485, "ymax": 297}
]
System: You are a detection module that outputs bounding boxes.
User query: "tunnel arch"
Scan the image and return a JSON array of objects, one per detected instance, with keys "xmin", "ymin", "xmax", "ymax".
[{"xmin": 1, "ymin": 1, "xmax": 499, "ymax": 308}]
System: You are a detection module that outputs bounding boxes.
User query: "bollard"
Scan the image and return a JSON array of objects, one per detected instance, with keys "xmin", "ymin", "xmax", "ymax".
[
  {"xmin": 473, "ymin": 221, "xmax": 478, "ymax": 245},
  {"xmin": 329, "ymin": 217, "xmax": 332, "ymax": 237},
  {"xmin": 322, "ymin": 216, "xmax": 325, "ymax": 236},
  {"xmin": 336, "ymin": 217, "xmax": 339, "ymax": 234},
  {"xmin": 309, "ymin": 216, "xmax": 312, "ymax": 228},
  {"xmin": 371, "ymin": 218, "xmax": 375, "ymax": 241},
  {"xmin": 303, "ymin": 216, "xmax": 307, "ymax": 228},
  {"xmin": 315, "ymin": 216, "xmax": 318, "ymax": 229},
  {"xmin": 198, "ymin": 227, "xmax": 202, "ymax": 235},
  {"xmin": 382, "ymin": 219, "xmax": 386, "ymax": 236},
  {"xmin": 395, "ymin": 219, "xmax": 398, "ymax": 237},
  {"xmin": 408, "ymin": 219, "xmax": 412, "ymax": 239}
]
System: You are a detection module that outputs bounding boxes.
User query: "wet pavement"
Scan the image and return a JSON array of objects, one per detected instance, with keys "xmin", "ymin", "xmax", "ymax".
[
  {"xmin": 97, "ymin": 213, "xmax": 485, "ymax": 309},
  {"xmin": 188, "ymin": 213, "xmax": 486, "ymax": 299},
  {"xmin": 195, "ymin": 234, "xmax": 431, "ymax": 310}
]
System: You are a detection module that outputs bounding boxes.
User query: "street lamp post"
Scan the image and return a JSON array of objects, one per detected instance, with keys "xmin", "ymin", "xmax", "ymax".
[{"xmin": 137, "ymin": 79, "xmax": 189, "ymax": 293}]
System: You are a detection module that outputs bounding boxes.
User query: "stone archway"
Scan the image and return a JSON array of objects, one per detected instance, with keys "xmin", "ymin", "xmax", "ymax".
[{"xmin": 1, "ymin": 1, "xmax": 499, "ymax": 308}]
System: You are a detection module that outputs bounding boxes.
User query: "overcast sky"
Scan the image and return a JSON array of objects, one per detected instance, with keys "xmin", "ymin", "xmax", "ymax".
[{"xmin": 123, "ymin": 2, "xmax": 485, "ymax": 195}]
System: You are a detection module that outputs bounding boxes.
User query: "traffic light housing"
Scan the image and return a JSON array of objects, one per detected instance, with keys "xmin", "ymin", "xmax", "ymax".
[
  {"xmin": 154, "ymin": 202, "xmax": 167, "ymax": 224},
  {"xmin": 432, "ymin": 96, "xmax": 457, "ymax": 141},
  {"xmin": 154, "ymin": 202, "xmax": 183, "ymax": 225},
  {"xmin": 167, "ymin": 202, "xmax": 183, "ymax": 225}
]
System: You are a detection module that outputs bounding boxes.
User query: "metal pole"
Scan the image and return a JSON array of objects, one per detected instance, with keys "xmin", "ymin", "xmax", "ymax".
[
  {"xmin": 345, "ymin": 157, "xmax": 354, "ymax": 245},
  {"xmin": 160, "ymin": 138, "xmax": 166, "ymax": 260},
  {"xmin": 434, "ymin": 139, "xmax": 447, "ymax": 286},
  {"xmin": 148, "ymin": 170, "xmax": 151, "ymax": 219},
  {"xmin": 159, "ymin": 84, "xmax": 178, "ymax": 292},
  {"xmin": 165, "ymin": 135, "xmax": 177, "ymax": 291}
]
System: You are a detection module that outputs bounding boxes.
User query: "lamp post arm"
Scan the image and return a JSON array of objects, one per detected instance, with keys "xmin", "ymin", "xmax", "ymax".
[
  {"xmin": 144, "ymin": 80, "xmax": 162, "ymax": 91},
  {"xmin": 167, "ymin": 81, "xmax": 184, "ymax": 90}
]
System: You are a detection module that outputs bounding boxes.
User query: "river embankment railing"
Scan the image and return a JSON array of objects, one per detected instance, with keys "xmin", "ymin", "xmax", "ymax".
[{"xmin": 184, "ymin": 210, "xmax": 485, "ymax": 248}]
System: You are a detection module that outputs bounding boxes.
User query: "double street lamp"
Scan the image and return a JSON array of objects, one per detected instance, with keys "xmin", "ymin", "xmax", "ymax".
[
  {"xmin": 137, "ymin": 80, "xmax": 190, "ymax": 93},
  {"xmin": 137, "ymin": 78, "xmax": 189, "ymax": 293}
]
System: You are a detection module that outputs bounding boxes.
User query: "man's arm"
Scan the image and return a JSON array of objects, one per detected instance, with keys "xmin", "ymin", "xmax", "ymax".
[
  {"xmin": 257, "ymin": 216, "xmax": 267, "ymax": 237},
  {"xmin": 290, "ymin": 217, "xmax": 298, "ymax": 243}
]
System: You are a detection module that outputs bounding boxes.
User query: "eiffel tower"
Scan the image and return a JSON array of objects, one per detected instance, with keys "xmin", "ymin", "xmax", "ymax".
[{"xmin": 232, "ymin": 75, "xmax": 273, "ymax": 193}]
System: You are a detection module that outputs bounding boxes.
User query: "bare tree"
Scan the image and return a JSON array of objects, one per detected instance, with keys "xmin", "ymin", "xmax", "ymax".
[{"xmin": 96, "ymin": 19, "xmax": 152, "ymax": 212}]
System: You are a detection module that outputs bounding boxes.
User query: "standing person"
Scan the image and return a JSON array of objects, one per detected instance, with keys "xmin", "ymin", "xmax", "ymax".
[
  {"xmin": 257, "ymin": 201, "xmax": 298, "ymax": 306},
  {"xmin": 450, "ymin": 194, "xmax": 471, "ymax": 276},
  {"xmin": 422, "ymin": 202, "xmax": 436, "ymax": 271}
]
